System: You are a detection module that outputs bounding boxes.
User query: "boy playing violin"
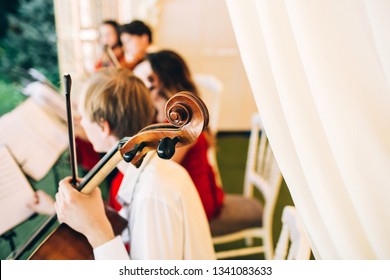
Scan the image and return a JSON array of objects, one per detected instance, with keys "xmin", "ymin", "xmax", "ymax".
[{"xmin": 29, "ymin": 68, "xmax": 215, "ymax": 260}]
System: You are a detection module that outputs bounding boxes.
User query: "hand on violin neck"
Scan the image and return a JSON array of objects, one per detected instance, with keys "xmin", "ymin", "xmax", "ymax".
[{"xmin": 55, "ymin": 176, "xmax": 115, "ymax": 248}]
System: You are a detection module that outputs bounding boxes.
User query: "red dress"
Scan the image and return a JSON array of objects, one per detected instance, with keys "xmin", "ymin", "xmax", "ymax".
[
  {"xmin": 109, "ymin": 132, "xmax": 225, "ymax": 220},
  {"xmin": 75, "ymin": 138, "xmax": 101, "ymax": 171},
  {"xmin": 180, "ymin": 132, "xmax": 224, "ymax": 220},
  {"xmin": 108, "ymin": 171, "xmax": 124, "ymax": 211}
]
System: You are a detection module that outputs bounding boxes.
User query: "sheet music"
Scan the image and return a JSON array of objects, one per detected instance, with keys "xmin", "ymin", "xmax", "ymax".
[
  {"xmin": 0, "ymin": 98, "xmax": 68, "ymax": 181},
  {"xmin": 0, "ymin": 145, "xmax": 35, "ymax": 235}
]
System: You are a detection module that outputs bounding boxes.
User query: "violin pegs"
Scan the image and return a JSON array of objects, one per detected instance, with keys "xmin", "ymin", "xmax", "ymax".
[
  {"xmin": 123, "ymin": 150, "xmax": 136, "ymax": 163},
  {"xmin": 157, "ymin": 137, "xmax": 180, "ymax": 159},
  {"xmin": 123, "ymin": 142, "xmax": 146, "ymax": 163}
]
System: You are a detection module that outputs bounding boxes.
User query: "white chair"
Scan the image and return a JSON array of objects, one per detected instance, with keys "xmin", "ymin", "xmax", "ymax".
[
  {"xmin": 210, "ymin": 113, "xmax": 283, "ymax": 259},
  {"xmin": 194, "ymin": 73, "xmax": 223, "ymax": 187},
  {"xmin": 274, "ymin": 206, "xmax": 311, "ymax": 260}
]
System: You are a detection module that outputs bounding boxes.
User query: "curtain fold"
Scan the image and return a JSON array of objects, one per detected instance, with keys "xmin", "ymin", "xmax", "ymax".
[{"xmin": 226, "ymin": 0, "xmax": 390, "ymax": 259}]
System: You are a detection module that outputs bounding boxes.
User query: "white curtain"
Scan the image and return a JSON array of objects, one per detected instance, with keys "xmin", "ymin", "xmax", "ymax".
[{"xmin": 226, "ymin": 0, "xmax": 390, "ymax": 259}]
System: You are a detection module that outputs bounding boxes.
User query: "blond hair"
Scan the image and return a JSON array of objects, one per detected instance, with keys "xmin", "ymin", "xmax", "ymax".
[{"xmin": 81, "ymin": 68, "xmax": 155, "ymax": 138}]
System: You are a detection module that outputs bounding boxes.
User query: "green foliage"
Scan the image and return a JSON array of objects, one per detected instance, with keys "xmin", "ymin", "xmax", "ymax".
[
  {"xmin": 0, "ymin": 0, "xmax": 21, "ymax": 38},
  {"xmin": 0, "ymin": 0, "xmax": 59, "ymax": 85},
  {"xmin": 0, "ymin": 79, "xmax": 26, "ymax": 116}
]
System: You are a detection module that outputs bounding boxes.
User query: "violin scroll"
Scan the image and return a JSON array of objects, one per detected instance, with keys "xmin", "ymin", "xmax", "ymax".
[
  {"xmin": 165, "ymin": 91, "xmax": 209, "ymax": 129},
  {"xmin": 119, "ymin": 91, "xmax": 209, "ymax": 165}
]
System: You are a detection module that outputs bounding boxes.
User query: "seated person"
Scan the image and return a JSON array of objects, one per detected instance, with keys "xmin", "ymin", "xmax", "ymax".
[
  {"xmin": 133, "ymin": 49, "xmax": 225, "ymax": 220},
  {"xmin": 95, "ymin": 20, "xmax": 124, "ymax": 70},
  {"xmin": 29, "ymin": 68, "xmax": 215, "ymax": 260},
  {"xmin": 119, "ymin": 20, "xmax": 154, "ymax": 70},
  {"xmin": 104, "ymin": 19, "xmax": 155, "ymax": 210},
  {"xmin": 82, "ymin": 19, "xmax": 125, "ymax": 193}
]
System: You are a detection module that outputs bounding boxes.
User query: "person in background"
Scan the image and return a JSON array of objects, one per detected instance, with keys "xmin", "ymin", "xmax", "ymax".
[
  {"xmin": 119, "ymin": 20, "xmax": 154, "ymax": 70},
  {"xmin": 95, "ymin": 20, "xmax": 124, "ymax": 70},
  {"xmin": 102, "ymin": 20, "xmax": 156, "ymax": 207},
  {"xmin": 29, "ymin": 68, "xmax": 215, "ymax": 260},
  {"xmin": 78, "ymin": 19, "xmax": 125, "ymax": 194},
  {"xmin": 133, "ymin": 49, "xmax": 224, "ymax": 220}
]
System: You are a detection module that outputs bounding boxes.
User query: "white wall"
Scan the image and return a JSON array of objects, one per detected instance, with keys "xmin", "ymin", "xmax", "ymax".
[{"xmin": 153, "ymin": 0, "xmax": 257, "ymax": 131}]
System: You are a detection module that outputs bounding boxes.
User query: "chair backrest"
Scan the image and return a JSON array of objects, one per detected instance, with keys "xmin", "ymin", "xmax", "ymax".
[
  {"xmin": 244, "ymin": 113, "xmax": 283, "ymax": 259},
  {"xmin": 274, "ymin": 206, "xmax": 311, "ymax": 260},
  {"xmin": 193, "ymin": 73, "xmax": 223, "ymax": 135}
]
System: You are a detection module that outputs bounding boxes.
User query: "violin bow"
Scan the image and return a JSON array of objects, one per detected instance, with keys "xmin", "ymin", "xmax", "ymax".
[{"xmin": 64, "ymin": 74, "xmax": 78, "ymax": 186}]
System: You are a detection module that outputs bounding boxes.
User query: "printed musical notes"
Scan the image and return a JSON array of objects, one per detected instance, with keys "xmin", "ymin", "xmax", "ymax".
[{"xmin": 0, "ymin": 145, "xmax": 35, "ymax": 235}]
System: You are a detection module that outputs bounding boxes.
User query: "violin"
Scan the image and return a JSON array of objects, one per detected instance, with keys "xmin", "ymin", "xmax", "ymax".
[
  {"xmin": 11, "ymin": 91, "xmax": 209, "ymax": 260},
  {"xmin": 104, "ymin": 45, "xmax": 121, "ymax": 69}
]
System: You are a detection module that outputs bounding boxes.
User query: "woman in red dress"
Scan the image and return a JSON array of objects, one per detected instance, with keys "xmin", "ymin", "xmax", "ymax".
[
  {"xmin": 131, "ymin": 50, "xmax": 224, "ymax": 219},
  {"xmin": 95, "ymin": 20, "xmax": 124, "ymax": 70}
]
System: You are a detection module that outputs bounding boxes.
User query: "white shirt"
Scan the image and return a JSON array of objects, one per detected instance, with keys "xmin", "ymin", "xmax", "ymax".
[{"xmin": 94, "ymin": 152, "xmax": 216, "ymax": 260}]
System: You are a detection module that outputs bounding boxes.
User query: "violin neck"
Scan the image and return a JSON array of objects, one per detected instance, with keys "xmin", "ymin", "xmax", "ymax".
[
  {"xmin": 77, "ymin": 141, "xmax": 124, "ymax": 194},
  {"xmin": 105, "ymin": 46, "xmax": 121, "ymax": 69}
]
